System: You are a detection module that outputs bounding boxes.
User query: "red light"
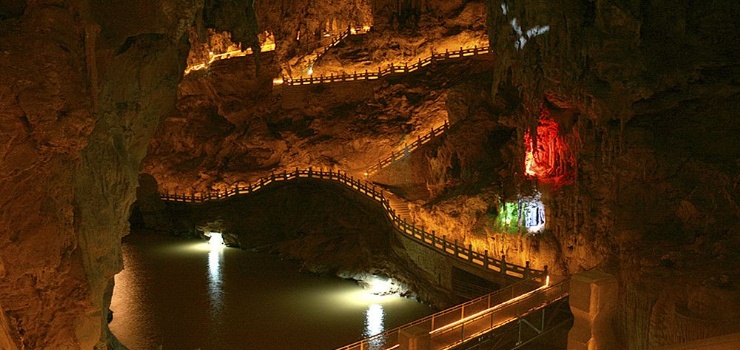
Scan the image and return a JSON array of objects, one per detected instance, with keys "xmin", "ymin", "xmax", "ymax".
[{"xmin": 523, "ymin": 109, "xmax": 576, "ymax": 187}]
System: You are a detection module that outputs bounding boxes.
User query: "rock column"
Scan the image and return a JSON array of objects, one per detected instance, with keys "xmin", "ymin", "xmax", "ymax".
[{"xmin": 568, "ymin": 270, "xmax": 618, "ymax": 350}]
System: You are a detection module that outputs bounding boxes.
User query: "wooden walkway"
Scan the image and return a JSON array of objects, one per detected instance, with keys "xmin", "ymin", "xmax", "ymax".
[
  {"xmin": 365, "ymin": 121, "xmax": 450, "ymax": 176},
  {"xmin": 159, "ymin": 168, "xmax": 547, "ymax": 282},
  {"xmin": 283, "ymin": 46, "xmax": 492, "ymax": 86}
]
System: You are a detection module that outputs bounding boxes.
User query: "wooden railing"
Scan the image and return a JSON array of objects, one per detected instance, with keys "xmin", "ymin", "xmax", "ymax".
[
  {"xmin": 284, "ymin": 45, "xmax": 491, "ymax": 86},
  {"xmin": 335, "ymin": 278, "xmax": 569, "ymax": 350},
  {"xmin": 159, "ymin": 168, "xmax": 547, "ymax": 281},
  {"xmin": 365, "ymin": 120, "xmax": 450, "ymax": 176}
]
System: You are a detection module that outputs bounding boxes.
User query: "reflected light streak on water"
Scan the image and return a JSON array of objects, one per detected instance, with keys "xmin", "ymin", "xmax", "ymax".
[
  {"xmin": 110, "ymin": 235, "xmax": 433, "ymax": 350},
  {"xmin": 365, "ymin": 303, "xmax": 385, "ymax": 337},
  {"xmin": 208, "ymin": 245, "xmax": 223, "ymax": 315},
  {"xmin": 364, "ymin": 304, "xmax": 386, "ymax": 349}
]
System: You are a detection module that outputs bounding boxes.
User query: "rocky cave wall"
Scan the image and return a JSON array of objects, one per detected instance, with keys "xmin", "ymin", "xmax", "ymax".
[
  {"xmin": 480, "ymin": 0, "xmax": 740, "ymax": 348},
  {"xmin": 0, "ymin": 0, "xmax": 200, "ymax": 348},
  {"xmin": 3, "ymin": 0, "xmax": 737, "ymax": 348},
  {"xmin": 138, "ymin": 0, "xmax": 739, "ymax": 347},
  {"xmin": 340, "ymin": 0, "xmax": 740, "ymax": 347}
]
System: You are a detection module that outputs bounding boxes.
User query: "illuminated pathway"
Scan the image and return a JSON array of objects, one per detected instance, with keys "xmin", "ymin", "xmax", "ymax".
[
  {"xmin": 159, "ymin": 171, "xmax": 563, "ymax": 350},
  {"xmin": 336, "ymin": 277, "xmax": 568, "ymax": 350},
  {"xmin": 159, "ymin": 169, "xmax": 547, "ymax": 283},
  {"xmin": 365, "ymin": 121, "xmax": 450, "ymax": 177},
  {"xmin": 279, "ymin": 46, "xmax": 492, "ymax": 86}
]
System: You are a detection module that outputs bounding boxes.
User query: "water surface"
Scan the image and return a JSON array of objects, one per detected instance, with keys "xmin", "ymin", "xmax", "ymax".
[{"xmin": 110, "ymin": 234, "xmax": 432, "ymax": 349}]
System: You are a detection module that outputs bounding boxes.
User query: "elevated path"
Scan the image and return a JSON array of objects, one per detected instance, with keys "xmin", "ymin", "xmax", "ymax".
[
  {"xmin": 281, "ymin": 46, "xmax": 492, "ymax": 86},
  {"xmin": 365, "ymin": 121, "xmax": 450, "ymax": 177},
  {"xmin": 336, "ymin": 277, "xmax": 569, "ymax": 350},
  {"xmin": 159, "ymin": 168, "xmax": 547, "ymax": 283}
]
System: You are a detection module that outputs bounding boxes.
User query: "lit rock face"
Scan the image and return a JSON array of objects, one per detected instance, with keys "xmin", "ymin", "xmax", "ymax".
[
  {"xmin": 68, "ymin": 0, "xmax": 736, "ymax": 348},
  {"xmin": 142, "ymin": 58, "xmax": 495, "ymax": 193},
  {"xmin": 364, "ymin": 0, "xmax": 740, "ymax": 347},
  {"xmin": 481, "ymin": 0, "xmax": 740, "ymax": 348},
  {"xmin": 0, "ymin": 0, "xmax": 198, "ymax": 348},
  {"xmin": 141, "ymin": 0, "xmax": 494, "ymax": 193}
]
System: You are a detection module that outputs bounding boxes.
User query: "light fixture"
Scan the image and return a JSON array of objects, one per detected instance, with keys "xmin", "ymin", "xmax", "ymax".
[
  {"xmin": 208, "ymin": 232, "xmax": 224, "ymax": 249},
  {"xmin": 362, "ymin": 275, "xmax": 399, "ymax": 296}
]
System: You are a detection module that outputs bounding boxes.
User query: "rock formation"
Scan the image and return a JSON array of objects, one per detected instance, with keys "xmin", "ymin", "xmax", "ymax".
[
  {"xmin": 1, "ymin": 0, "xmax": 198, "ymax": 348},
  {"xmin": 1, "ymin": 0, "xmax": 738, "ymax": 349}
]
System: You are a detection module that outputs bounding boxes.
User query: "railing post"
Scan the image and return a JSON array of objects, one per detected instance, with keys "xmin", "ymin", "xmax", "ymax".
[
  {"xmin": 454, "ymin": 239, "xmax": 458, "ymax": 255},
  {"xmin": 445, "ymin": 48, "xmax": 449, "ymax": 59},
  {"xmin": 260, "ymin": 178, "xmax": 265, "ymax": 187},
  {"xmin": 484, "ymin": 250, "xmax": 489, "ymax": 268},
  {"xmin": 468, "ymin": 244, "xmax": 473, "ymax": 261},
  {"xmin": 404, "ymin": 62, "xmax": 408, "ymax": 73},
  {"xmin": 525, "ymin": 261, "xmax": 531, "ymax": 278},
  {"xmin": 271, "ymin": 171, "xmax": 275, "ymax": 180},
  {"xmin": 501, "ymin": 255, "xmax": 507, "ymax": 276},
  {"xmin": 442, "ymin": 235, "xmax": 446, "ymax": 252},
  {"xmin": 308, "ymin": 167, "xmax": 313, "ymax": 177},
  {"xmin": 283, "ymin": 169, "xmax": 287, "ymax": 180}
]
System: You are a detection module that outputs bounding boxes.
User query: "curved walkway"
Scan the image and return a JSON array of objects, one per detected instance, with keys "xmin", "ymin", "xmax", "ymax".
[{"xmin": 159, "ymin": 168, "xmax": 547, "ymax": 281}]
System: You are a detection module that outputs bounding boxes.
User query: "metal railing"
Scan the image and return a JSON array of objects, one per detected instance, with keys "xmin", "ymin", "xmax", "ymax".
[
  {"xmin": 365, "ymin": 121, "xmax": 449, "ymax": 176},
  {"xmin": 335, "ymin": 278, "xmax": 569, "ymax": 350},
  {"xmin": 159, "ymin": 168, "xmax": 547, "ymax": 282},
  {"xmin": 284, "ymin": 46, "xmax": 492, "ymax": 86}
]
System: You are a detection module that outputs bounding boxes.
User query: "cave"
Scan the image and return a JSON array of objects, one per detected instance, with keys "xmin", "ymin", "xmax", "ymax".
[{"xmin": 1, "ymin": 0, "xmax": 739, "ymax": 349}]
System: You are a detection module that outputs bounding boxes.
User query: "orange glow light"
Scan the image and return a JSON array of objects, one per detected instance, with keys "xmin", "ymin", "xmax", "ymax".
[{"xmin": 185, "ymin": 31, "xmax": 277, "ymax": 75}]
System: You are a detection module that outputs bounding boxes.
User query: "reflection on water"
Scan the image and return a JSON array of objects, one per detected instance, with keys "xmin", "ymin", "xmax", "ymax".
[
  {"xmin": 207, "ymin": 244, "xmax": 223, "ymax": 316},
  {"xmin": 364, "ymin": 304, "xmax": 386, "ymax": 349},
  {"xmin": 364, "ymin": 304, "xmax": 384, "ymax": 337},
  {"xmin": 110, "ymin": 234, "xmax": 433, "ymax": 350}
]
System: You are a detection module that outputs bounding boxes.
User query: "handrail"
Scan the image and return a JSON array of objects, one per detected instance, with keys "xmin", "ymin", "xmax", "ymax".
[
  {"xmin": 365, "ymin": 120, "xmax": 450, "ymax": 176},
  {"xmin": 158, "ymin": 168, "xmax": 548, "ymax": 282},
  {"xmin": 335, "ymin": 278, "xmax": 569, "ymax": 350},
  {"xmin": 284, "ymin": 45, "xmax": 492, "ymax": 86},
  {"xmin": 313, "ymin": 26, "xmax": 368, "ymax": 64}
]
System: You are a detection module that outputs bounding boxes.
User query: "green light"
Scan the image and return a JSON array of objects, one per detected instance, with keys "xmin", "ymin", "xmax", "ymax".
[{"xmin": 499, "ymin": 202, "xmax": 519, "ymax": 230}]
